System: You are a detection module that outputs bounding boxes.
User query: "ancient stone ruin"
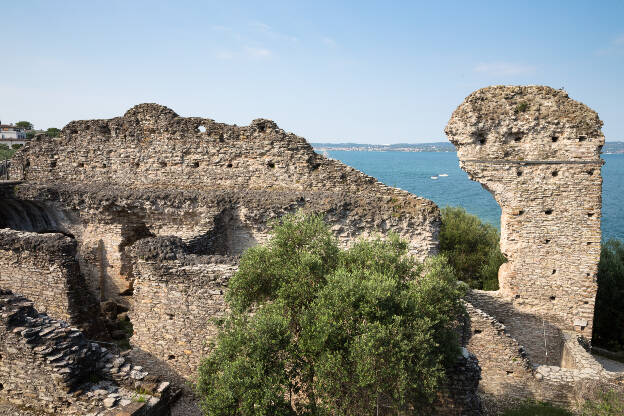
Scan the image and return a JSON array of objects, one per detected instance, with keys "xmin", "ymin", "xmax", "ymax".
[
  {"xmin": 446, "ymin": 85, "xmax": 603, "ymax": 336},
  {"xmin": 0, "ymin": 88, "xmax": 621, "ymax": 415},
  {"xmin": 2, "ymin": 104, "xmax": 479, "ymax": 414},
  {"xmin": 447, "ymin": 86, "xmax": 621, "ymax": 411}
]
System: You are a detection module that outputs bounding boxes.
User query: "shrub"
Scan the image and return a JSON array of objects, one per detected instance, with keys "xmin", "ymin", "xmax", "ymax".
[
  {"xmin": 196, "ymin": 213, "xmax": 466, "ymax": 415},
  {"xmin": 0, "ymin": 144, "xmax": 16, "ymax": 161},
  {"xmin": 515, "ymin": 102, "xmax": 529, "ymax": 113},
  {"xmin": 15, "ymin": 121, "xmax": 33, "ymax": 130},
  {"xmin": 592, "ymin": 239, "xmax": 624, "ymax": 351},
  {"xmin": 439, "ymin": 206, "xmax": 506, "ymax": 290},
  {"xmin": 46, "ymin": 127, "xmax": 61, "ymax": 138}
]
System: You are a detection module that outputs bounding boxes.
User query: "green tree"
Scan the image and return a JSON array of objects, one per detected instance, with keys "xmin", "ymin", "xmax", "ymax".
[
  {"xmin": 197, "ymin": 213, "xmax": 466, "ymax": 416},
  {"xmin": 0, "ymin": 144, "xmax": 16, "ymax": 160},
  {"xmin": 593, "ymin": 240, "xmax": 624, "ymax": 351},
  {"xmin": 439, "ymin": 206, "xmax": 506, "ymax": 290},
  {"xmin": 46, "ymin": 127, "xmax": 61, "ymax": 138},
  {"xmin": 15, "ymin": 121, "xmax": 33, "ymax": 130}
]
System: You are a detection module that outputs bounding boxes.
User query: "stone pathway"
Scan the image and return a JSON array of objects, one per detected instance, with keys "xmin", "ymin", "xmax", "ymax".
[{"xmin": 593, "ymin": 354, "xmax": 624, "ymax": 373}]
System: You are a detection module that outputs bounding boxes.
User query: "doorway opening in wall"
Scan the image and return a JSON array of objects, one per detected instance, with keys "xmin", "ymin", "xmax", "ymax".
[{"xmin": 438, "ymin": 205, "xmax": 506, "ymax": 291}]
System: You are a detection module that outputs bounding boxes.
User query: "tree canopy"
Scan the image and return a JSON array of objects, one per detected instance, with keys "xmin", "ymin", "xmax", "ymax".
[
  {"xmin": 15, "ymin": 121, "xmax": 33, "ymax": 130},
  {"xmin": 197, "ymin": 213, "xmax": 465, "ymax": 416},
  {"xmin": 46, "ymin": 127, "xmax": 61, "ymax": 138},
  {"xmin": 593, "ymin": 239, "xmax": 624, "ymax": 351},
  {"xmin": 439, "ymin": 206, "xmax": 506, "ymax": 290}
]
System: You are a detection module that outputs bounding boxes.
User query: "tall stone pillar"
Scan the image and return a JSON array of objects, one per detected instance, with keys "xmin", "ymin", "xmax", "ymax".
[{"xmin": 445, "ymin": 86, "xmax": 604, "ymax": 337}]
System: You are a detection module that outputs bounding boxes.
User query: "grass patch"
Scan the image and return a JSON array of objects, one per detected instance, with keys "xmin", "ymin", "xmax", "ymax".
[
  {"xmin": 581, "ymin": 390, "xmax": 624, "ymax": 416},
  {"xmin": 502, "ymin": 402, "xmax": 572, "ymax": 416}
]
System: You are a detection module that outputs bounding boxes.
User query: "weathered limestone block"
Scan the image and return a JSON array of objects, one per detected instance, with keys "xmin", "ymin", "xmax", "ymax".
[
  {"xmin": 446, "ymin": 86, "xmax": 603, "ymax": 336},
  {"xmin": 0, "ymin": 229, "xmax": 98, "ymax": 330}
]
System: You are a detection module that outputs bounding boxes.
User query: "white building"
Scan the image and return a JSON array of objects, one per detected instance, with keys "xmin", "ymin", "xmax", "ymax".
[{"xmin": 0, "ymin": 122, "xmax": 29, "ymax": 147}]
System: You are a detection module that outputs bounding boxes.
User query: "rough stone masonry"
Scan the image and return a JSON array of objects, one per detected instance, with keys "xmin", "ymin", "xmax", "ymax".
[
  {"xmin": 446, "ymin": 85, "xmax": 603, "ymax": 337},
  {"xmin": 1, "ymin": 103, "xmax": 440, "ymax": 383},
  {"xmin": 446, "ymin": 86, "xmax": 623, "ymax": 412}
]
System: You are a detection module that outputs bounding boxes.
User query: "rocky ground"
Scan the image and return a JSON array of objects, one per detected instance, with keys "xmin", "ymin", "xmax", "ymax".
[{"xmin": 0, "ymin": 404, "xmax": 42, "ymax": 415}]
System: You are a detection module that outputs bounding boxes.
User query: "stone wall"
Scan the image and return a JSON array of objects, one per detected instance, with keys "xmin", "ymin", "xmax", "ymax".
[
  {"xmin": 9, "ymin": 103, "xmax": 439, "ymax": 259},
  {"xmin": 435, "ymin": 348, "xmax": 483, "ymax": 416},
  {"xmin": 2, "ymin": 104, "xmax": 440, "ymax": 315},
  {"xmin": 0, "ymin": 290, "xmax": 175, "ymax": 415},
  {"xmin": 464, "ymin": 290, "xmax": 623, "ymax": 413},
  {"xmin": 446, "ymin": 86, "xmax": 603, "ymax": 336},
  {"xmin": 128, "ymin": 236, "xmax": 237, "ymax": 375},
  {"xmin": 0, "ymin": 229, "xmax": 96, "ymax": 328},
  {"xmin": 127, "ymin": 235, "xmax": 484, "ymax": 414}
]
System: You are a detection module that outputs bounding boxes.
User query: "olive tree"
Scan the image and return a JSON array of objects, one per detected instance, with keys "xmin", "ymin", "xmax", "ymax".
[{"xmin": 197, "ymin": 213, "xmax": 465, "ymax": 415}]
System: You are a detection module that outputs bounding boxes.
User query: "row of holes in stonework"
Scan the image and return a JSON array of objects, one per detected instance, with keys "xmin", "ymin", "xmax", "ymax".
[
  {"xmin": 73, "ymin": 158, "xmax": 279, "ymax": 170},
  {"xmin": 516, "ymin": 168, "xmax": 595, "ymax": 177},
  {"xmin": 477, "ymin": 134, "xmax": 600, "ymax": 146},
  {"xmin": 151, "ymin": 161, "xmax": 275, "ymax": 169},
  {"xmin": 127, "ymin": 161, "xmax": 276, "ymax": 169},
  {"xmin": 514, "ymin": 289, "xmax": 590, "ymax": 304},
  {"xmin": 515, "ymin": 208, "xmax": 595, "ymax": 218}
]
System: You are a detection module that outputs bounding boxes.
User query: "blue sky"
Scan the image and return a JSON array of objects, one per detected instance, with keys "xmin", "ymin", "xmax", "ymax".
[{"xmin": 1, "ymin": 0, "xmax": 622, "ymax": 143}]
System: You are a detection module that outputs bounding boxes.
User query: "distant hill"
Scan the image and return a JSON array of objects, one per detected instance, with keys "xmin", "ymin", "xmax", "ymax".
[
  {"xmin": 311, "ymin": 142, "xmax": 455, "ymax": 152},
  {"xmin": 604, "ymin": 141, "xmax": 624, "ymax": 154},
  {"xmin": 312, "ymin": 141, "xmax": 624, "ymax": 154}
]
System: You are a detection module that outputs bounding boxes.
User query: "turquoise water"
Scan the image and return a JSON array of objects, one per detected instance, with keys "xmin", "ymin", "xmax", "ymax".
[{"xmin": 326, "ymin": 151, "xmax": 624, "ymax": 241}]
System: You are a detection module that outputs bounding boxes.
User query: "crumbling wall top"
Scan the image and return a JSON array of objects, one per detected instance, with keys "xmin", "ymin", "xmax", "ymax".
[
  {"xmin": 445, "ymin": 86, "xmax": 604, "ymax": 161},
  {"xmin": 0, "ymin": 228, "xmax": 76, "ymax": 255}
]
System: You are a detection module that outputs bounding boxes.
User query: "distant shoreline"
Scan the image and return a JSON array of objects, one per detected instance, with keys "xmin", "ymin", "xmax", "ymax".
[{"xmin": 312, "ymin": 141, "xmax": 624, "ymax": 154}]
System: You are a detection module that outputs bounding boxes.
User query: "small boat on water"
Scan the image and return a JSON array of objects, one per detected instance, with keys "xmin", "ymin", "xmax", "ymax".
[
  {"xmin": 439, "ymin": 173, "xmax": 448, "ymax": 177},
  {"xmin": 430, "ymin": 176, "xmax": 438, "ymax": 180}
]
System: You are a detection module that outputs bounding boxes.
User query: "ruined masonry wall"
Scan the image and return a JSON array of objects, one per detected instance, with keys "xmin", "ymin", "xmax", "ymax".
[
  {"xmin": 0, "ymin": 229, "xmax": 92, "ymax": 325},
  {"xmin": 9, "ymin": 104, "xmax": 440, "ymax": 261},
  {"xmin": 128, "ymin": 240, "xmax": 484, "ymax": 414},
  {"xmin": 0, "ymin": 290, "xmax": 174, "ymax": 415},
  {"xmin": 129, "ymin": 248, "xmax": 236, "ymax": 375},
  {"xmin": 0, "ymin": 291, "xmax": 97, "ymax": 413},
  {"xmin": 446, "ymin": 86, "xmax": 603, "ymax": 336},
  {"xmin": 464, "ymin": 294, "xmax": 621, "ymax": 412}
]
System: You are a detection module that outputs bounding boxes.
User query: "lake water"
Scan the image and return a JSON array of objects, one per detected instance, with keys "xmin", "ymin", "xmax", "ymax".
[{"xmin": 325, "ymin": 151, "xmax": 624, "ymax": 242}]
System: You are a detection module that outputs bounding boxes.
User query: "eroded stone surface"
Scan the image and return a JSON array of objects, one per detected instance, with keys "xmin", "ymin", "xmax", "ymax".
[
  {"xmin": 446, "ymin": 86, "xmax": 603, "ymax": 336},
  {"xmin": 1, "ymin": 104, "xmax": 443, "ymax": 408},
  {"xmin": 6, "ymin": 104, "xmax": 440, "ymax": 306},
  {"xmin": 0, "ymin": 290, "xmax": 175, "ymax": 415}
]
